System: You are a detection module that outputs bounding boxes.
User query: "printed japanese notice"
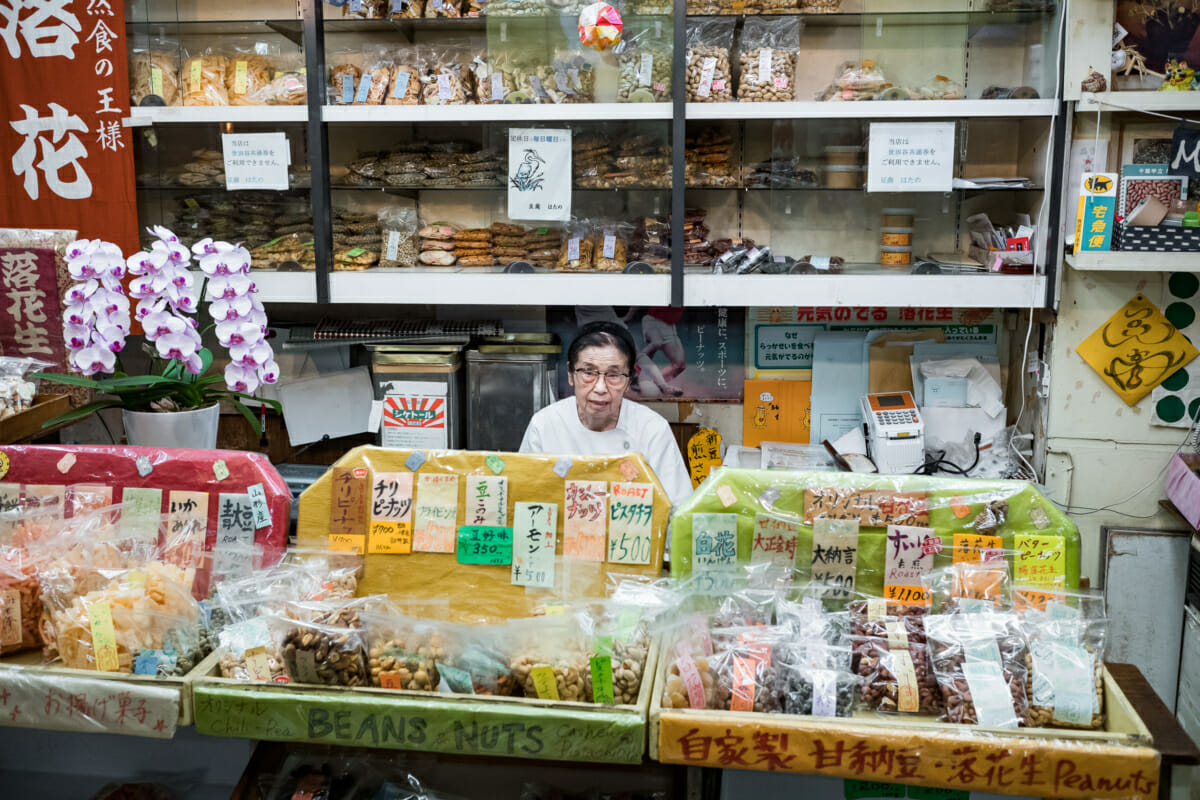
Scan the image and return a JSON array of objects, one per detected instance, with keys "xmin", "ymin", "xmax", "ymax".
[
  {"xmin": 563, "ymin": 479, "xmax": 607, "ymax": 561},
  {"xmin": 222, "ymin": 132, "xmax": 290, "ymax": 191},
  {"xmin": 413, "ymin": 473, "xmax": 459, "ymax": 553},
  {"xmin": 607, "ymin": 482, "xmax": 654, "ymax": 565},
  {"xmin": 512, "ymin": 501, "xmax": 557, "ymax": 588},
  {"xmin": 368, "ymin": 472, "xmax": 414, "ymax": 555}
]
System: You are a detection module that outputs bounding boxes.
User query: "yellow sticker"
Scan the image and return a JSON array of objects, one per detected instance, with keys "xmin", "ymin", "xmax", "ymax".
[
  {"xmin": 543, "ymin": 601, "xmax": 566, "ymax": 615},
  {"xmin": 1, "ymin": 589, "xmax": 21, "ymax": 647},
  {"xmin": 530, "ymin": 665, "xmax": 559, "ymax": 700},
  {"xmin": 883, "ymin": 584, "xmax": 932, "ymax": 606},
  {"xmin": 234, "ymin": 60, "xmax": 248, "ymax": 94},
  {"xmin": 151, "ymin": 67, "xmax": 163, "ymax": 97},
  {"xmin": 184, "ymin": 197, "xmax": 199, "ymax": 209},
  {"xmin": 367, "ymin": 520, "xmax": 412, "ymax": 554},
  {"xmin": 87, "ymin": 601, "xmax": 120, "ymax": 672},
  {"xmin": 273, "ymin": 70, "xmax": 282, "ymax": 80},
  {"xmin": 125, "ymin": 570, "xmax": 147, "ymax": 587},
  {"xmin": 328, "ymin": 533, "xmax": 365, "ymax": 553},
  {"xmin": 190, "ymin": 59, "xmax": 202, "ymax": 92},
  {"xmin": 1014, "ymin": 534, "xmax": 1066, "ymax": 589}
]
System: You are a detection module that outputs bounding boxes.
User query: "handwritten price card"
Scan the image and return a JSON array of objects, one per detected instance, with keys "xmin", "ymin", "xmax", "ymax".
[
  {"xmin": 467, "ymin": 476, "xmax": 508, "ymax": 527},
  {"xmin": 70, "ymin": 484, "xmax": 113, "ymax": 518},
  {"xmin": 0, "ymin": 483, "xmax": 19, "ymax": 538},
  {"xmin": 953, "ymin": 532, "xmax": 1003, "ymax": 564},
  {"xmin": 1015, "ymin": 534, "xmax": 1066, "ymax": 589},
  {"xmin": 692, "ymin": 513, "xmax": 739, "ymax": 594},
  {"xmin": 750, "ymin": 513, "xmax": 799, "ymax": 579},
  {"xmin": 87, "ymin": 600, "xmax": 120, "ymax": 672},
  {"xmin": 413, "ymin": 473, "xmax": 459, "ymax": 553},
  {"xmin": 328, "ymin": 467, "xmax": 368, "ymax": 552},
  {"xmin": 608, "ymin": 482, "xmax": 654, "ymax": 565},
  {"xmin": 563, "ymin": 480, "xmax": 607, "ymax": 561},
  {"xmin": 120, "ymin": 487, "xmax": 163, "ymax": 543},
  {"xmin": 512, "ymin": 501, "xmax": 557, "ymax": 588},
  {"xmin": 456, "ymin": 525, "xmax": 513, "ymax": 566},
  {"xmin": 810, "ymin": 517, "xmax": 858, "ymax": 600},
  {"xmin": 884, "ymin": 524, "xmax": 938, "ymax": 605},
  {"xmin": 803, "ymin": 488, "xmax": 928, "ymax": 527},
  {"xmin": 368, "ymin": 472, "xmax": 414, "ymax": 555},
  {"xmin": 1076, "ymin": 293, "xmax": 1198, "ymax": 406},
  {"xmin": 686, "ymin": 428, "xmax": 723, "ymax": 489},
  {"xmin": 24, "ymin": 484, "xmax": 65, "ymax": 519},
  {"xmin": 215, "ymin": 493, "xmax": 256, "ymax": 579}
]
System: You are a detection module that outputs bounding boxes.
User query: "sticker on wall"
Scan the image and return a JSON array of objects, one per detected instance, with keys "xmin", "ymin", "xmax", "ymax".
[{"xmin": 1152, "ymin": 273, "xmax": 1200, "ymax": 427}]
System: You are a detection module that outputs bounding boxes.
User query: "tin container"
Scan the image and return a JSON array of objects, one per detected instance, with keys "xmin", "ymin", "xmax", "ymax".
[
  {"xmin": 370, "ymin": 347, "xmax": 464, "ymax": 449},
  {"xmin": 466, "ymin": 334, "xmax": 561, "ymax": 452},
  {"xmin": 880, "ymin": 226, "xmax": 913, "ymax": 246},
  {"xmin": 879, "ymin": 245, "xmax": 913, "ymax": 265}
]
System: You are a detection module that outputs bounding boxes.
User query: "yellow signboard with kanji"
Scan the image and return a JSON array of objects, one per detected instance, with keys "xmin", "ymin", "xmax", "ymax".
[
  {"xmin": 687, "ymin": 428, "xmax": 723, "ymax": 489},
  {"xmin": 1076, "ymin": 294, "xmax": 1198, "ymax": 406}
]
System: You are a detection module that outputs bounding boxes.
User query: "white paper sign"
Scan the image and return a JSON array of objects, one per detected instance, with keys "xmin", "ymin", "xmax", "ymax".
[
  {"xmin": 512, "ymin": 501, "xmax": 557, "ymax": 588},
  {"xmin": 0, "ymin": 670, "xmax": 179, "ymax": 738},
  {"xmin": 508, "ymin": 127, "xmax": 571, "ymax": 222},
  {"xmin": 222, "ymin": 132, "xmax": 290, "ymax": 191},
  {"xmin": 867, "ymin": 122, "xmax": 954, "ymax": 193}
]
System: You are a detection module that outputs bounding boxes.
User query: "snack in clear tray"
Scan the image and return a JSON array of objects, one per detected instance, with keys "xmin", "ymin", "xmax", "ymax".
[
  {"xmin": 737, "ymin": 17, "xmax": 801, "ymax": 102},
  {"xmin": 182, "ymin": 52, "xmax": 230, "ymax": 106},
  {"xmin": 685, "ymin": 19, "xmax": 735, "ymax": 102},
  {"xmin": 130, "ymin": 42, "xmax": 181, "ymax": 106}
]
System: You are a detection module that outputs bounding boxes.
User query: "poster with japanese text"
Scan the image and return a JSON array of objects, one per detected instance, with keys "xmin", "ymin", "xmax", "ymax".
[
  {"xmin": 0, "ymin": 0, "xmax": 138, "ymax": 253},
  {"xmin": 547, "ymin": 307, "xmax": 745, "ymax": 402}
]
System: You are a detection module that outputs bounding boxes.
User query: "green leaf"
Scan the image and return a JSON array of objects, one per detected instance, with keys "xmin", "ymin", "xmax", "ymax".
[
  {"xmin": 228, "ymin": 397, "xmax": 263, "ymax": 437},
  {"xmin": 161, "ymin": 359, "xmax": 184, "ymax": 381},
  {"xmin": 33, "ymin": 372, "xmax": 105, "ymax": 389},
  {"xmin": 40, "ymin": 399, "xmax": 120, "ymax": 428}
]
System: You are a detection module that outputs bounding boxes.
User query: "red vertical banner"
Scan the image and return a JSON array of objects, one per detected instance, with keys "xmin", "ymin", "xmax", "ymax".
[{"xmin": 0, "ymin": 0, "xmax": 139, "ymax": 254}]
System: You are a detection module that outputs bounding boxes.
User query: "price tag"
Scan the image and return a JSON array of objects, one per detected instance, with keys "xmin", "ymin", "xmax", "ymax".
[
  {"xmin": 731, "ymin": 655, "xmax": 756, "ymax": 711},
  {"xmin": 884, "ymin": 524, "xmax": 937, "ymax": 599},
  {"xmin": 692, "ymin": 512, "xmax": 738, "ymax": 594},
  {"xmin": 190, "ymin": 59, "xmax": 202, "ymax": 92},
  {"xmin": 568, "ymin": 237, "xmax": 581, "ymax": 262},
  {"xmin": 590, "ymin": 656, "xmax": 615, "ymax": 704},
  {"xmin": 235, "ymin": 60, "xmax": 249, "ymax": 95},
  {"xmin": 392, "ymin": 70, "xmax": 410, "ymax": 98},
  {"xmin": 530, "ymin": 665, "xmax": 559, "ymax": 700},
  {"xmin": 87, "ymin": 601, "xmax": 120, "ymax": 672},
  {"xmin": 456, "ymin": 525, "xmax": 513, "ymax": 565},
  {"xmin": 564, "ymin": 480, "xmax": 607, "ymax": 561},
  {"xmin": 892, "ymin": 650, "xmax": 919, "ymax": 712},
  {"xmin": 697, "ymin": 57, "xmax": 716, "ymax": 98},
  {"xmin": 437, "ymin": 73, "xmax": 451, "ymax": 100},
  {"xmin": 603, "ymin": 233, "xmax": 616, "ymax": 259},
  {"xmin": 608, "ymin": 482, "xmax": 654, "ymax": 565},
  {"xmin": 491, "ymin": 72, "xmax": 503, "ymax": 101},
  {"xmin": 369, "ymin": 470, "xmax": 414, "ymax": 554},
  {"xmin": 638, "ymin": 53, "xmax": 653, "ymax": 87},
  {"xmin": 811, "ymin": 517, "xmax": 858, "ymax": 600},
  {"xmin": 758, "ymin": 48, "xmax": 772, "ymax": 84},
  {"xmin": 413, "ymin": 473, "xmax": 458, "ymax": 553},
  {"xmin": 883, "ymin": 584, "xmax": 931, "ymax": 606},
  {"xmin": 151, "ymin": 67, "xmax": 163, "ymax": 97},
  {"xmin": 962, "ymin": 660, "xmax": 1019, "ymax": 727},
  {"xmin": 247, "ymin": 483, "xmax": 272, "ymax": 529},
  {"xmin": 954, "ymin": 533, "xmax": 1002, "ymax": 563},
  {"xmin": 751, "ymin": 513, "xmax": 798, "ymax": 581},
  {"xmin": 466, "ymin": 476, "xmax": 507, "ymax": 527},
  {"xmin": 511, "ymin": 502, "xmax": 556, "ymax": 588},
  {"xmin": 243, "ymin": 646, "xmax": 273, "ymax": 682},
  {"xmin": 812, "ymin": 669, "xmax": 837, "ymax": 717},
  {"xmin": 1, "ymin": 589, "xmax": 21, "ymax": 647},
  {"xmin": 386, "ymin": 231, "xmax": 401, "ymax": 261},
  {"xmin": 1015, "ymin": 534, "xmax": 1066, "ymax": 589},
  {"xmin": 675, "ymin": 655, "xmax": 707, "ymax": 709}
]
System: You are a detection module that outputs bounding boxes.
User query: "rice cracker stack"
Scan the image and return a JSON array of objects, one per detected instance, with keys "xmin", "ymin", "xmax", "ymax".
[{"xmin": 454, "ymin": 227, "xmax": 495, "ymax": 267}]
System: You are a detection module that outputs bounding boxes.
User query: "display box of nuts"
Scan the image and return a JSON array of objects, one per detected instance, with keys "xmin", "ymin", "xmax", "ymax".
[
  {"xmin": 0, "ymin": 393, "xmax": 70, "ymax": 444},
  {"xmin": 190, "ymin": 638, "xmax": 659, "ymax": 763}
]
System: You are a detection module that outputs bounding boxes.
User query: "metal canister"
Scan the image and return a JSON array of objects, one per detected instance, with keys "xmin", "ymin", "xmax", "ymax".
[
  {"xmin": 369, "ymin": 347, "xmax": 464, "ymax": 449},
  {"xmin": 465, "ymin": 334, "xmax": 561, "ymax": 452}
]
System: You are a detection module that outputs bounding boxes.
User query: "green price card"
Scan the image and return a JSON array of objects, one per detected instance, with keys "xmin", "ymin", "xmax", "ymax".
[{"xmin": 456, "ymin": 525, "xmax": 513, "ymax": 565}]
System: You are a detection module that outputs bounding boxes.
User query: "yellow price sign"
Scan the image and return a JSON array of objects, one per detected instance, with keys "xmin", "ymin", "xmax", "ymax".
[
  {"xmin": 530, "ymin": 665, "xmax": 559, "ymax": 700},
  {"xmin": 87, "ymin": 601, "xmax": 120, "ymax": 672},
  {"xmin": 368, "ymin": 521, "xmax": 413, "ymax": 554}
]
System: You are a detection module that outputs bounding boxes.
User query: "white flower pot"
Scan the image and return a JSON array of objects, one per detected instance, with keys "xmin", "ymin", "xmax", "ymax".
[{"xmin": 122, "ymin": 404, "xmax": 220, "ymax": 450}]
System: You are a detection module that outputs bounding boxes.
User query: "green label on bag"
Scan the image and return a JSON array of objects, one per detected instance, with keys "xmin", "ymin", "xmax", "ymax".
[
  {"xmin": 456, "ymin": 525, "xmax": 513, "ymax": 565},
  {"xmin": 184, "ymin": 197, "xmax": 199, "ymax": 209},
  {"xmin": 346, "ymin": 247, "xmax": 367, "ymax": 257},
  {"xmin": 265, "ymin": 236, "xmax": 284, "ymax": 247},
  {"xmin": 595, "ymin": 635, "xmax": 613, "ymax": 658},
  {"xmin": 536, "ymin": 227, "xmax": 548, "ymax": 235},
  {"xmin": 590, "ymin": 656, "xmax": 615, "ymax": 705},
  {"xmin": 438, "ymin": 663, "xmax": 475, "ymax": 694}
]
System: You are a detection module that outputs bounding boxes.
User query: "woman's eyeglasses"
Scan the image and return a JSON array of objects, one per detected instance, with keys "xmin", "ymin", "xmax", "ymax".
[{"xmin": 573, "ymin": 367, "xmax": 631, "ymax": 388}]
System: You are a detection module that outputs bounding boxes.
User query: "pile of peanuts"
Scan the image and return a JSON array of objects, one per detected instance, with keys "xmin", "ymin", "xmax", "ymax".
[{"xmin": 737, "ymin": 47, "xmax": 797, "ymax": 102}]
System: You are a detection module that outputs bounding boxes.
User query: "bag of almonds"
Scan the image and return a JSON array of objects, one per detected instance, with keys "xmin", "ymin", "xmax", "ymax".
[
  {"xmin": 925, "ymin": 612, "xmax": 1031, "ymax": 727},
  {"xmin": 736, "ymin": 16, "xmax": 801, "ymax": 102},
  {"xmin": 506, "ymin": 612, "xmax": 594, "ymax": 702},
  {"xmin": 1017, "ymin": 589, "xmax": 1107, "ymax": 729},
  {"xmin": 685, "ymin": 18, "xmax": 735, "ymax": 102}
]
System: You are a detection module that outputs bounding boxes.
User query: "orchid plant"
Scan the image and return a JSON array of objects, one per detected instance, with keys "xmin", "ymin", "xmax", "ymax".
[{"xmin": 40, "ymin": 226, "xmax": 281, "ymax": 435}]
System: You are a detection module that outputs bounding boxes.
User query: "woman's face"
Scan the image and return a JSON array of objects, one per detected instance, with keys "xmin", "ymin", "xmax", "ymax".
[{"xmin": 570, "ymin": 344, "xmax": 631, "ymax": 433}]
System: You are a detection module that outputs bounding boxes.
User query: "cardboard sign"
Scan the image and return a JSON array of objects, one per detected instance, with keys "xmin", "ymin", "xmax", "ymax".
[
  {"xmin": 607, "ymin": 482, "xmax": 654, "ymax": 565},
  {"xmin": 512, "ymin": 502, "xmax": 556, "ymax": 588},
  {"xmin": 803, "ymin": 488, "xmax": 928, "ymax": 527},
  {"xmin": 328, "ymin": 467, "xmax": 368, "ymax": 551},
  {"xmin": 563, "ymin": 480, "xmax": 607, "ymax": 561},
  {"xmin": 413, "ymin": 473, "xmax": 458, "ymax": 553},
  {"xmin": 1076, "ymin": 293, "xmax": 1198, "ymax": 406},
  {"xmin": 810, "ymin": 517, "xmax": 858, "ymax": 600},
  {"xmin": 215, "ymin": 493, "xmax": 256, "ymax": 578}
]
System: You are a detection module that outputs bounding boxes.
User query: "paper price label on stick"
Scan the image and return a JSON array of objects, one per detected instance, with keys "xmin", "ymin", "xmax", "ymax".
[
  {"xmin": 607, "ymin": 482, "xmax": 654, "ymax": 565},
  {"xmin": 414, "ymin": 473, "xmax": 458, "ymax": 553},
  {"xmin": 512, "ymin": 502, "xmax": 556, "ymax": 588},
  {"xmin": 563, "ymin": 480, "xmax": 606, "ymax": 561},
  {"xmin": 87, "ymin": 601, "xmax": 120, "ymax": 672}
]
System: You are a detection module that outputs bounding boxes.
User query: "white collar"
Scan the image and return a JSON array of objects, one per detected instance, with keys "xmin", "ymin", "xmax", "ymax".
[{"xmin": 573, "ymin": 397, "xmax": 628, "ymax": 435}]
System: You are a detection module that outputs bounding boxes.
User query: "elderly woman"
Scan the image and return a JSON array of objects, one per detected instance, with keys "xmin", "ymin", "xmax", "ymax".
[{"xmin": 519, "ymin": 321, "xmax": 694, "ymax": 507}]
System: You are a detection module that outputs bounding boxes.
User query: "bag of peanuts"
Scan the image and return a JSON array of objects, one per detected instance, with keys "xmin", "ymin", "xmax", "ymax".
[
  {"xmin": 506, "ymin": 612, "xmax": 594, "ymax": 702},
  {"xmin": 362, "ymin": 609, "xmax": 445, "ymax": 692},
  {"xmin": 685, "ymin": 18, "xmax": 735, "ymax": 102},
  {"xmin": 616, "ymin": 24, "xmax": 672, "ymax": 103},
  {"xmin": 849, "ymin": 598, "xmax": 942, "ymax": 715},
  {"xmin": 736, "ymin": 16, "xmax": 801, "ymax": 102},
  {"xmin": 1016, "ymin": 589, "xmax": 1107, "ymax": 729},
  {"xmin": 925, "ymin": 612, "xmax": 1031, "ymax": 727}
]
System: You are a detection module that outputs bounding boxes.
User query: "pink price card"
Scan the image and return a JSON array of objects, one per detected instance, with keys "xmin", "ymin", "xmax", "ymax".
[{"xmin": 563, "ymin": 479, "xmax": 607, "ymax": 561}]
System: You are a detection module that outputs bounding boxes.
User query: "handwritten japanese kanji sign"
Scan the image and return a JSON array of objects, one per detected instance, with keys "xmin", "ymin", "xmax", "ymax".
[
  {"xmin": 1076, "ymin": 294, "xmax": 1198, "ymax": 406},
  {"xmin": 563, "ymin": 479, "xmax": 606, "ymax": 561},
  {"xmin": 803, "ymin": 488, "xmax": 929, "ymax": 528},
  {"xmin": 512, "ymin": 501, "xmax": 556, "ymax": 588},
  {"xmin": 0, "ymin": 247, "xmax": 66, "ymax": 366},
  {"xmin": 810, "ymin": 517, "xmax": 858, "ymax": 599},
  {"xmin": 328, "ymin": 467, "xmax": 367, "ymax": 553},
  {"xmin": 413, "ymin": 473, "xmax": 458, "ymax": 553},
  {"xmin": 0, "ymin": 0, "xmax": 138, "ymax": 253},
  {"xmin": 608, "ymin": 482, "xmax": 654, "ymax": 565},
  {"xmin": 687, "ymin": 429, "xmax": 723, "ymax": 489},
  {"xmin": 368, "ymin": 471, "xmax": 413, "ymax": 555}
]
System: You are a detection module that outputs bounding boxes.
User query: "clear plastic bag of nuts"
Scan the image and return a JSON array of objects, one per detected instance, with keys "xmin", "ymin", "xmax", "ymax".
[
  {"xmin": 925, "ymin": 612, "xmax": 1031, "ymax": 727},
  {"xmin": 709, "ymin": 625, "xmax": 788, "ymax": 712},
  {"xmin": 419, "ymin": 43, "xmax": 472, "ymax": 105},
  {"xmin": 777, "ymin": 641, "xmax": 858, "ymax": 717},
  {"xmin": 736, "ymin": 17, "xmax": 802, "ymax": 102},
  {"xmin": 274, "ymin": 612, "xmax": 371, "ymax": 687},
  {"xmin": 1016, "ymin": 589, "xmax": 1107, "ymax": 729},
  {"xmin": 217, "ymin": 615, "xmax": 286, "ymax": 682},
  {"xmin": 849, "ymin": 597, "xmax": 941, "ymax": 715},
  {"xmin": 584, "ymin": 600, "xmax": 651, "ymax": 705},
  {"xmin": 924, "ymin": 560, "xmax": 1014, "ymax": 613},
  {"xmin": 685, "ymin": 19, "xmax": 735, "ymax": 102},
  {"xmin": 438, "ymin": 622, "xmax": 520, "ymax": 695},
  {"xmin": 661, "ymin": 613, "xmax": 718, "ymax": 709},
  {"xmin": 616, "ymin": 25, "xmax": 672, "ymax": 103},
  {"xmin": 506, "ymin": 612, "xmax": 594, "ymax": 702},
  {"xmin": 362, "ymin": 610, "xmax": 444, "ymax": 692}
]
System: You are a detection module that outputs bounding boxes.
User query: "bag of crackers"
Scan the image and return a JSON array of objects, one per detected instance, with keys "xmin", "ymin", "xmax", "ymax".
[
  {"xmin": 130, "ymin": 37, "xmax": 182, "ymax": 106},
  {"xmin": 182, "ymin": 47, "xmax": 231, "ymax": 106}
]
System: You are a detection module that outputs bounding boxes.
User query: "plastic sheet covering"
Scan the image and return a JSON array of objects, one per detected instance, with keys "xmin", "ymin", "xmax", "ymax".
[
  {"xmin": 670, "ymin": 468, "xmax": 1080, "ymax": 596},
  {"xmin": 0, "ymin": 665, "xmax": 179, "ymax": 737},
  {"xmin": 296, "ymin": 446, "xmax": 670, "ymax": 623}
]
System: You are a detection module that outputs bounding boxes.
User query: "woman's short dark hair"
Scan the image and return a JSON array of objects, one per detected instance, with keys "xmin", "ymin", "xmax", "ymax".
[{"xmin": 568, "ymin": 321, "xmax": 637, "ymax": 373}]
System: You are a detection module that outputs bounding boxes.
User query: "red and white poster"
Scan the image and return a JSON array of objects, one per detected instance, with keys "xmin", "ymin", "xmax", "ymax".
[
  {"xmin": 381, "ymin": 383, "xmax": 448, "ymax": 449},
  {"xmin": 0, "ymin": 0, "xmax": 138, "ymax": 253}
]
